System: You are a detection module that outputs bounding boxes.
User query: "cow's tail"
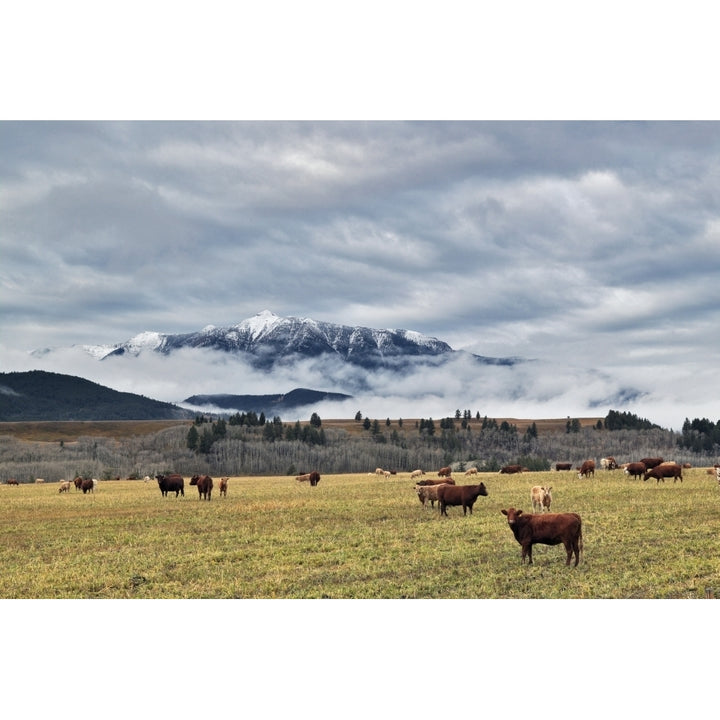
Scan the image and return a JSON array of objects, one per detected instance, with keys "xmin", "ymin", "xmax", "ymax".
[{"xmin": 578, "ymin": 518, "xmax": 584, "ymax": 561}]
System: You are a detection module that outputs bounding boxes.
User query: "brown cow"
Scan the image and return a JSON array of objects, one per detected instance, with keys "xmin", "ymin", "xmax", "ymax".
[
  {"xmin": 74, "ymin": 476, "xmax": 83, "ymax": 491},
  {"xmin": 219, "ymin": 477, "xmax": 228, "ymax": 497},
  {"xmin": 6, "ymin": 478, "xmax": 19, "ymax": 486},
  {"xmin": 643, "ymin": 463, "xmax": 683, "ymax": 483},
  {"xmin": 501, "ymin": 507, "xmax": 583, "ymax": 566},
  {"xmin": 639, "ymin": 457, "xmax": 664, "ymax": 469},
  {"xmin": 415, "ymin": 478, "xmax": 456, "ymax": 486},
  {"xmin": 437, "ymin": 482, "xmax": 488, "ymax": 516},
  {"xmin": 578, "ymin": 460, "xmax": 595, "ymax": 478},
  {"xmin": 555, "ymin": 463, "xmax": 573, "ymax": 471},
  {"xmin": 500, "ymin": 465, "xmax": 523, "ymax": 474},
  {"xmin": 190, "ymin": 474, "xmax": 213, "ymax": 500},
  {"xmin": 624, "ymin": 462, "xmax": 646, "ymax": 480},
  {"xmin": 156, "ymin": 474, "xmax": 185, "ymax": 497},
  {"xmin": 415, "ymin": 482, "xmax": 450, "ymax": 509},
  {"xmin": 296, "ymin": 471, "xmax": 321, "ymax": 486},
  {"xmin": 80, "ymin": 478, "xmax": 95, "ymax": 494},
  {"xmin": 58, "ymin": 481, "xmax": 71, "ymax": 493},
  {"xmin": 437, "ymin": 466, "xmax": 452, "ymax": 477}
]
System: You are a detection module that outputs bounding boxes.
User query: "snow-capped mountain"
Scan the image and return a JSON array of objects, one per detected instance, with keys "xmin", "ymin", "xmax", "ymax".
[{"xmin": 76, "ymin": 310, "xmax": 519, "ymax": 370}]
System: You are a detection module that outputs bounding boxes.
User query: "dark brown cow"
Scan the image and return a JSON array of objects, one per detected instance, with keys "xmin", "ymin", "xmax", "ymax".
[
  {"xmin": 190, "ymin": 474, "xmax": 213, "ymax": 500},
  {"xmin": 6, "ymin": 478, "xmax": 19, "ymax": 486},
  {"xmin": 219, "ymin": 477, "xmax": 228, "ymax": 497},
  {"xmin": 644, "ymin": 463, "xmax": 683, "ymax": 483},
  {"xmin": 156, "ymin": 474, "xmax": 184, "ymax": 497},
  {"xmin": 578, "ymin": 460, "xmax": 595, "ymax": 478},
  {"xmin": 500, "ymin": 465, "xmax": 523, "ymax": 474},
  {"xmin": 437, "ymin": 466, "xmax": 452, "ymax": 477},
  {"xmin": 415, "ymin": 478, "xmax": 456, "ymax": 486},
  {"xmin": 437, "ymin": 482, "xmax": 488, "ymax": 516},
  {"xmin": 296, "ymin": 471, "xmax": 321, "ymax": 486},
  {"xmin": 74, "ymin": 476, "xmax": 83, "ymax": 491},
  {"xmin": 555, "ymin": 463, "xmax": 573, "ymax": 471},
  {"xmin": 639, "ymin": 457, "xmax": 664, "ymax": 469},
  {"xmin": 80, "ymin": 478, "xmax": 95, "ymax": 494},
  {"xmin": 624, "ymin": 462, "xmax": 646, "ymax": 479},
  {"xmin": 501, "ymin": 508, "xmax": 583, "ymax": 566}
]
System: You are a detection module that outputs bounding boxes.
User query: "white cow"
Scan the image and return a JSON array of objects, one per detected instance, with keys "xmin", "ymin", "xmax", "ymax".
[{"xmin": 531, "ymin": 485, "xmax": 552, "ymax": 513}]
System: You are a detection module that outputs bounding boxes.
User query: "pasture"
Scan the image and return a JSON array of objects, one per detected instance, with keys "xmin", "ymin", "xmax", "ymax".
[{"xmin": 1, "ymin": 468, "xmax": 719, "ymax": 598}]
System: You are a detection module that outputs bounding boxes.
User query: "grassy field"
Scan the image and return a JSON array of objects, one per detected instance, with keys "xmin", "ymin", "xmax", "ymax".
[{"xmin": 2, "ymin": 466, "xmax": 718, "ymax": 599}]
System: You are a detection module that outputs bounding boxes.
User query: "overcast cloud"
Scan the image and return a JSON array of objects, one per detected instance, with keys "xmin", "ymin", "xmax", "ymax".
[{"xmin": 2, "ymin": 121, "xmax": 720, "ymax": 429}]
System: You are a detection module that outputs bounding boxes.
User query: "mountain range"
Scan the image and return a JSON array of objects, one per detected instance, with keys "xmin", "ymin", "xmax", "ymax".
[{"xmin": 55, "ymin": 310, "xmax": 520, "ymax": 371}]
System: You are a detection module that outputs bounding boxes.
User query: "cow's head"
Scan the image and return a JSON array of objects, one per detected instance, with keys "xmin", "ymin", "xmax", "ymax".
[{"xmin": 501, "ymin": 508, "xmax": 523, "ymax": 524}]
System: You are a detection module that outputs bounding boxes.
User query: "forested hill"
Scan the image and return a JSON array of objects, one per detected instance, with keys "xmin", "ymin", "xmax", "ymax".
[{"xmin": 0, "ymin": 371, "xmax": 192, "ymax": 421}]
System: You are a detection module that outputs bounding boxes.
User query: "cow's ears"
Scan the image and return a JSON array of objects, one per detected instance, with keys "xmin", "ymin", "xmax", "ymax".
[
  {"xmin": 501, "ymin": 509, "xmax": 508, "ymax": 516},
  {"xmin": 516, "ymin": 509, "xmax": 523, "ymax": 516}
]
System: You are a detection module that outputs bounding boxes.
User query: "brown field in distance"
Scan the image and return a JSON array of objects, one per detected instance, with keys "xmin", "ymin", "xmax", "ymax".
[{"xmin": 0, "ymin": 416, "xmax": 604, "ymax": 442}]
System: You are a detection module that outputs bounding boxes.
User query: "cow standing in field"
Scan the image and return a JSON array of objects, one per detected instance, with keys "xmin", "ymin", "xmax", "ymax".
[
  {"xmin": 555, "ymin": 463, "xmax": 573, "ymax": 471},
  {"xmin": 624, "ymin": 462, "xmax": 646, "ymax": 480},
  {"xmin": 415, "ymin": 478, "xmax": 456, "ymax": 486},
  {"xmin": 410, "ymin": 469, "xmax": 425, "ymax": 480},
  {"xmin": 437, "ymin": 483, "xmax": 488, "ymax": 516},
  {"xmin": 58, "ymin": 481, "xmax": 71, "ymax": 493},
  {"xmin": 578, "ymin": 460, "xmax": 595, "ymax": 478},
  {"xmin": 219, "ymin": 477, "xmax": 228, "ymax": 497},
  {"xmin": 156, "ymin": 474, "xmax": 184, "ymax": 497},
  {"xmin": 190, "ymin": 474, "xmax": 213, "ymax": 500},
  {"xmin": 6, "ymin": 478, "xmax": 19, "ymax": 486},
  {"xmin": 600, "ymin": 457, "xmax": 618, "ymax": 470},
  {"xmin": 531, "ymin": 486, "xmax": 552, "ymax": 513},
  {"xmin": 438, "ymin": 466, "xmax": 452, "ymax": 478},
  {"xmin": 415, "ymin": 482, "xmax": 450, "ymax": 509},
  {"xmin": 74, "ymin": 477, "xmax": 83, "ymax": 491},
  {"xmin": 80, "ymin": 478, "xmax": 95, "ymax": 494},
  {"xmin": 501, "ymin": 507, "xmax": 583, "ymax": 566},
  {"xmin": 643, "ymin": 463, "xmax": 683, "ymax": 483},
  {"xmin": 500, "ymin": 465, "xmax": 524, "ymax": 474},
  {"xmin": 639, "ymin": 457, "xmax": 664, "ymax": 470},
  {"xmin": 296, "ymin": 471, "xmax": 321, "ymax": 486}
]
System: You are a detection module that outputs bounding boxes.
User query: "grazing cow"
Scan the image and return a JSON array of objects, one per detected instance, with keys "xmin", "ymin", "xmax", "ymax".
[
  {"xmin": 6, "ymin": 478, "xmax": 19, "ymax": 486},
  {"xmin": 219, "ymin": 477, "xmax": 228, "ymax": 496},
  {"xmin": 555, "ymin": 463, "xmax": 573, "ymax": 471},
  {"xmin": 578, "ymin": 460, "xmax": 595, "ymax": 478},
  {"xmin": 415, "ymin": 478, "xmax": 456, "ymax": 486},
  {"xmin": 58, "ymin": 481, "xmax": 71, "ymax": 493},
  {"xmin": 437, "ymin": 482, "xmax": 489, "ymax": 516},
  {"xmin": 624, "ymin": 462, "xmax": 646, "ymax": 480},
  {"xmin": 438, "ymin": 466, "xmax": 452, "ymax": 477},
  {"xmin": 531, "ymin": 486, "xmax": 552, "ymax": 513},
  {"xmin": 501, "ymin": 508, "xmax": 583, "ymax": 566},
  {"xmin": 415, "ymin": 482, "xmax": 450, "ymax": 509},
  {"xmin": 143, "ymin": 475, "xmax": 152, "ymax": 483},
  {"xmin": 156, "ymin": 474, "xmax": 185, "ymax": 497},
  {"xmin": 500, "ymin": 465, "xmax": 523, "ymax": 474},
  {"xmin": 35, "ymin": 478, "xmax": 45, "ymax": 484},
  {"xmin": 74, "ymin": 476, "xmax": 83, "ymax": 491},
  {"xmin": 80, "ymin": 478, "xmax": 94, "ymax": 494},
  {"xmin": 465, "ymin": 467, "xmax": 478, "ymax": 475},
  {"xmin": 643, "ymin": 463, "xmax": 683, "ymax": 483},
  {"xmin": 190, "ymin": 474, "xmax": 213, "ymax": 500},
  {"xmin": 383, "ymin": 470, "xmax": 391, "ymax": 478},
  {"xmin": 600, "ymin": 457, "xmax": 618, "ymax": 470},
  {"xmin": 375, "ymin": 468, "xmax": 384, "ymax": 476},
  {"xmin": 410, "ymin": 469, "xmax": 425, "ymax": 479},
  {"xmin": 639, "ymin": 457, "xmax": 664, "ymax": 470},
  {"xmin": 296, "ymin": 471, "xmax": 321, "ymax": 486}
]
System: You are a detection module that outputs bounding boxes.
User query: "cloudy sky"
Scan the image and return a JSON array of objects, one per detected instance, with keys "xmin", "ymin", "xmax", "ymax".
[
  {"xmin": 2, "ymin": 120, "xmax": 720, "ymax": 429},
  {"xmin": 2, "ymin": 4, "xmax": 720, "ymax": 430}
]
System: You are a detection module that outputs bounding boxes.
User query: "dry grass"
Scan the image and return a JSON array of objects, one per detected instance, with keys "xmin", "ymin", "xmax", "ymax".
[{"xmin": 1, "ymin": 467, "xmax": 717, "ymax": 599}]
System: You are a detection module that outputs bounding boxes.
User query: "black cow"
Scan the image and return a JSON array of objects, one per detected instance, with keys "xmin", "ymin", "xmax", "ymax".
[
  {"xmin": 81, "ymin": 478, "xmax": 95, "ymax": 494},
  {"xmin": 190, "ymin": 474, "xmax": 213, "ymax": 500},
  {"xmin": 157, "ymin": 474, "xmax": 184, "ymax": 497},
  {"xmin": 437, "ymin": 482, "xmax": 488, "ymax": 516}
]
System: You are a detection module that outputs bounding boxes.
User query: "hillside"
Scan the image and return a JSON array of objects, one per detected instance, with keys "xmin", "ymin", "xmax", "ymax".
[{"xmin": 0, "ymin": 371, "xmax": 193, "ymax": 421}]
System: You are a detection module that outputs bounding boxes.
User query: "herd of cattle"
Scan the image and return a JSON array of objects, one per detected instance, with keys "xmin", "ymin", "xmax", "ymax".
[{"xmin": 5, "ymin": 460, "xmax": 720, "ymax": 569}]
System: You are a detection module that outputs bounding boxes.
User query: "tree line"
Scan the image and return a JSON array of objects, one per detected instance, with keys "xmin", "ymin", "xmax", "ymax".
[{"xmin": 1, "ymin": 410, "xmax": 718, "ymax": 483}]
